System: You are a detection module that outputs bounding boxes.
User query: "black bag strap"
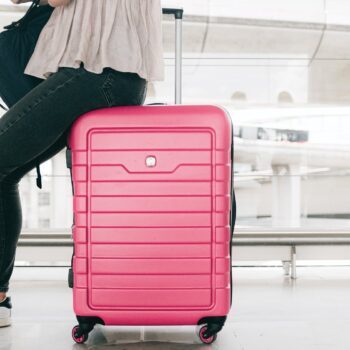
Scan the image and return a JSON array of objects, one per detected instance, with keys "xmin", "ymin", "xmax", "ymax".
[{"xmin": 36, "ymin": 164, "xmax": 42, "ymax": 189}]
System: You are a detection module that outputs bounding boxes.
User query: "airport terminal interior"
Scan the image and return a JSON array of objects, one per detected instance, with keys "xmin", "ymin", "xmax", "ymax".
[{"xmin": 0, "ymin": 0, "xmax": 350, "ymax": 349}]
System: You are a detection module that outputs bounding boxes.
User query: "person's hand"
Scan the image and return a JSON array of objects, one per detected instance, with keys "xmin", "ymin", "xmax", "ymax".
[
  {"xmin": 10, "ymin": 0, "xmax": 50, "ymax": 4},
  {"xmin": 10, "ymin": 0, "xmax": 32, "ymax": 4},
  {"xmin": 48, "ymin": 0, "xmax": 71, "ymax": 6},
  {"xmin": 10, "ymin": 0, "xmax": 71, "ymax": 6}
]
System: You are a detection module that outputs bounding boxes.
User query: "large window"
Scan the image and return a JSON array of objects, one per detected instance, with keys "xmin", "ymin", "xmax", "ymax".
[{"xmin": 1, "ymin": 0, "xmax": 350, "ymax": 232}]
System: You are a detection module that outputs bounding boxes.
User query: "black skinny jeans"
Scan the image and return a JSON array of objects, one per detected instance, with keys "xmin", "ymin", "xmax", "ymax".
[{"xmin": 0, "ymin": 64, "xmax": 147, "ymax": 292}]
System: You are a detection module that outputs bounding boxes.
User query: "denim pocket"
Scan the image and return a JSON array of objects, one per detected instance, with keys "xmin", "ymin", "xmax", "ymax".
[{"xmin": 99, "ymin": 69, "xmax": 148, "ymax": 107}]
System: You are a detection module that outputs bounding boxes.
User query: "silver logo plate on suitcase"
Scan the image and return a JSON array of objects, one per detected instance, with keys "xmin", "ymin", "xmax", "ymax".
[{"xmin": 146, "ymin": 156, "xmax": 157, "ymax": 167}]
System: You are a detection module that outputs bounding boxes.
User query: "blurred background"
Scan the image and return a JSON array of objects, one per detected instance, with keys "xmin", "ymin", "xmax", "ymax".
[
  {"xmin": 0, "ymin": 0, "xmax": 350, "ymax": 265},
  {"xmin": 0, "ymin": 3, "xmax": 349, "ymax": 349}
]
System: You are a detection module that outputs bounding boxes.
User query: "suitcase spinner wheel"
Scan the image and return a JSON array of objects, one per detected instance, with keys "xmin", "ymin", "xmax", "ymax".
[
  {"xmin": 71, "ymin": 325, "xmax": 88, "ymax": 344},
  {"xmin": 198, "ymin": 325, "xmax": 218, "ymax": 344},
  {"xmin": 71, "ymin": 323, "xmax": 220, "ymax": 345},
  {"xmin": 71, "ymin": 316, "xmax": 102, "ymax": 344}
]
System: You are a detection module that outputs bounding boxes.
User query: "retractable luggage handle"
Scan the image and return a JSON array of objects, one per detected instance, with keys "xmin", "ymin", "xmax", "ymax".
[{"xmin": 162, "ymin": 8, "xmax": 184, "ymax": 104}]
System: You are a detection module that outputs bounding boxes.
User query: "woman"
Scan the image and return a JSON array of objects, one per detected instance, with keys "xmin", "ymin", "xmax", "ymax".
[{"xmin": 0, "ymin": 0, "xmax": 164, "ymax": 327}]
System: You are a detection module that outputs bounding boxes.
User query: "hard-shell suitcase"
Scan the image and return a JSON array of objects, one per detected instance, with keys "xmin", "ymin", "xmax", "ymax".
[{"xmin": 66, "ymin": 8, "xmax": 236, "ymax": 345}]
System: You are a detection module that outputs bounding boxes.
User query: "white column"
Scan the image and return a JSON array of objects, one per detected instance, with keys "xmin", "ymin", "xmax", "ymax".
[
  {"xmin": 19, "ymin": 175, "xmax": 31, "ymax": 229},
  {"xmin": 272, "ymin": 164, "xmax": 301, "ymax": 227}
]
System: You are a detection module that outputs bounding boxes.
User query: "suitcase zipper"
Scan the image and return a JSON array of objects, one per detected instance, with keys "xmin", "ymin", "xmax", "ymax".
[
  {"xmin": 66, "ymin": 145, "xmax": 75, "ymax": 288},
  {"xmin": 229, "ymin": 120, "xmax": 236, "ymax": 307}
]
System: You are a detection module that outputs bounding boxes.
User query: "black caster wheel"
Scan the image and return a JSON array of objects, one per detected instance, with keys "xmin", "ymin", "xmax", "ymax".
[
  {"xmin": 198, "ymin": 325, "xmax": 217, "ymax": 345},
  {"xmin": 72, "ymin": 325, "xmax": 88, "ymax": 344}
]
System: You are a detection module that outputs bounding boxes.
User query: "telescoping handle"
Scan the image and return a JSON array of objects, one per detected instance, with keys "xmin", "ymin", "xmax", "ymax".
[{"xmin": 162, "ymin": 8, "xmax": 184, "ymax": 105}]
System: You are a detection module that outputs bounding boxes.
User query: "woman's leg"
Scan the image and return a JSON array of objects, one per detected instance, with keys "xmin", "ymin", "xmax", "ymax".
[
  {"xmin": 0, "ymin": 64, "xmax": 147, "ymax": 292},
  {"xmin": 0, "ymin": 131, "xmax": 69, "ymax": 294}
]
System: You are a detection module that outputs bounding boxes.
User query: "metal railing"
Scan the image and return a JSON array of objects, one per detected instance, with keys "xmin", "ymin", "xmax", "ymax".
[
  {"xmin": 232, "ymin": 230, "xmax": 350, "ymax": 278},
  {"xmin": 17, "ymin": 229, "xmax": 350, "ymax": 279}
]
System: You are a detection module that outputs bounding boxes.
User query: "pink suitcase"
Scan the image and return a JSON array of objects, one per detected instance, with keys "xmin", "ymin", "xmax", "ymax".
[{"xmin": 66, "ymin": 8, "xmax": 236, "ymax": 345}]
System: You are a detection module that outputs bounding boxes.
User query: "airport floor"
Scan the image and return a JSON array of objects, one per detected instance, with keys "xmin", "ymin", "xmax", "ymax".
[{"xmin": 0, "ymin": 266, "xmax": 349, "ymax": 350}]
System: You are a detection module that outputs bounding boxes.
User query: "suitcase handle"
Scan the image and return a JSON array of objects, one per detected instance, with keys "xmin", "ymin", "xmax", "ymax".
[
  {"xmin": 162, "ymin": 8, "xmax": 184, "ymax": 20},
  {"xmin": 162, "ymin": 7, "xmax": 183, "ymax": 104}
]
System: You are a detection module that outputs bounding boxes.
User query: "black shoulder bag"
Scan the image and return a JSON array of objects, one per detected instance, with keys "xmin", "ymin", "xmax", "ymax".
[{"xmin": 0, "ymin": 0, "xmax": 54, "ymax": 188}]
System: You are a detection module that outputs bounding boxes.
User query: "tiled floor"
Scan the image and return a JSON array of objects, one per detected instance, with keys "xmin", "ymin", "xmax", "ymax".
[{"xmin": 0, "ymin": 266, "xmax": 349, "ymax": 349}]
